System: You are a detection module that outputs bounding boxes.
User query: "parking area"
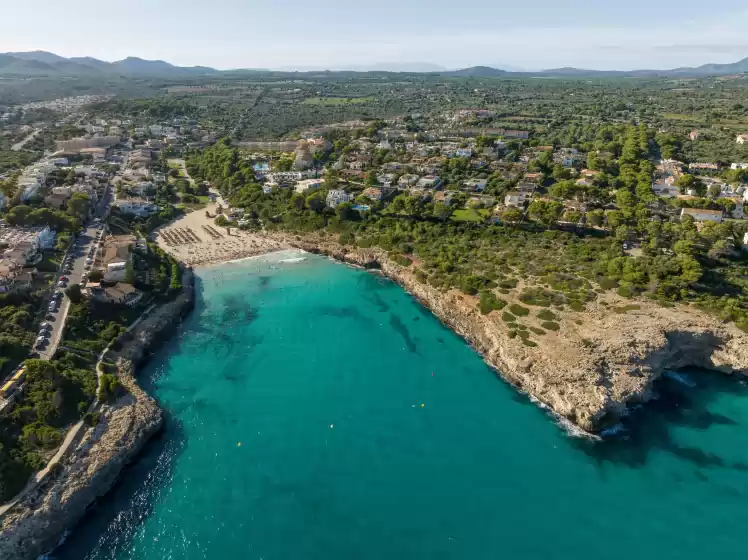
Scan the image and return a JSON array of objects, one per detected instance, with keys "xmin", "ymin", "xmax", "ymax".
[{"xmin": 36, "ymin": 221, "xmax": 106, "ymax": 358}]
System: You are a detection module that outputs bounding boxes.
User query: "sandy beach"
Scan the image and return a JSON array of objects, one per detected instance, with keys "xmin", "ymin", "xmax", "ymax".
[{"xmin": 154, "ymin": 201, "xmax": 289, "ymax": 267}]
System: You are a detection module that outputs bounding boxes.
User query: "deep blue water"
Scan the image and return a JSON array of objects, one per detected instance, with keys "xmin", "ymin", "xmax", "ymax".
[{"xmin": 54, "ymin": 251, "xmax": 748, "ymax": 559}]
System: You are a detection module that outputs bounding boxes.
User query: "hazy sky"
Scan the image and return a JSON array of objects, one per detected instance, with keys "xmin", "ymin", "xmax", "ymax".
[{"xmin": 3, "ymin": 0, "xmax": 748, "ymax": 70}]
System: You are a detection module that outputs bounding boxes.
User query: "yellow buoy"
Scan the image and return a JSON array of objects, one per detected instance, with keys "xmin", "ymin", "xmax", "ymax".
[
  {"xmin": 237, "ymin": 442, "xmax": 242, "ymax": 447},
  {"xmin": 420, "ymin": 403, "xmax": 425, "ymax": 408}
]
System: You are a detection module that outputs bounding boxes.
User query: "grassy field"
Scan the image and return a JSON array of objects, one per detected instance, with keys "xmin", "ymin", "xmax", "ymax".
[
  {"xmin": 301, "ymin": 96, "xmax": 374, "ymax": 106},
  {"xmin": 452, "ymin": 208, "xmax": 490, "ymax": 222}
]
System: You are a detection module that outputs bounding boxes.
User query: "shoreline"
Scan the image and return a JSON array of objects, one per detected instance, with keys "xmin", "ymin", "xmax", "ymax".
[
  {"xmin": 0, "ymin": 270, "xmax": 196, "ymax": 560},
  {"xmin": 4, "ymin": 233, "xmax": 748, "ymax": 556},
  {"xmin": 153, "ymin": 230, "xmax": 748, "ymax": 434},
  {"xmin": 270, "ymin": 235, "xmax": 748, "ymax": 433}
]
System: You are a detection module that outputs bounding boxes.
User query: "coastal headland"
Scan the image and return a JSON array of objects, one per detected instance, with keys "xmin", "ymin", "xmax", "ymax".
[
  {"xmin": 280, "ymin": 236, "xmax": 748, "ymax": 432},
  {"xmin": 0, "ymin": 272, "xmax": 195, "ymax": 560},
  {"xmin": 5, "ymin": 224, "xmax": 748, "ymax": 558},
  {"xmin": 153, "ymin": 210, "xmax": 748, "ymax": 433}
]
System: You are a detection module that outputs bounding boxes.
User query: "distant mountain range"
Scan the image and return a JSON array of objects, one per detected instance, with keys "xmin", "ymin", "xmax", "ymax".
[
  {"xmin": 0, "ymin": 51, "xmax": 217, "ymax": 77},
  {"xmin": 1, "ymin": 50, "xmax": 748, "ymax": 79}
]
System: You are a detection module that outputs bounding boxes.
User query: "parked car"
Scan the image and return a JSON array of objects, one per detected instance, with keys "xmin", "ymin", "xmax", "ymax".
[{"xmin": 57, "ymin": 281, "xmax": 66, "ymax": 288}]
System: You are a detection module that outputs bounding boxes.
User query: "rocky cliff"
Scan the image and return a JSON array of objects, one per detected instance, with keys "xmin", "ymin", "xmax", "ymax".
[
  {"xmin": 287, "ymin": 237, "xmax": 748, "ymax": 432},
  {"xmin": 0, "ymin": 362, "xmax": 162, "ymax": 560},
  {"xmin": 0, "ymin": 271, "xmax": 195, "ymax": 560}
]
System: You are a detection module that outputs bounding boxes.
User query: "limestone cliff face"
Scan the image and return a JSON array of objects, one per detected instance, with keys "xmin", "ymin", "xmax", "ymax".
[
  {"xmin": 289, "ymin": 239, "xmax": 748, "ymax": 432},
  {"xmin": 0, "ymin": 362, "xmax": 163, "ymax": 560},
  {"xmin": 0, "ymin": 271, "xmax": 195, "ymax": 560}
]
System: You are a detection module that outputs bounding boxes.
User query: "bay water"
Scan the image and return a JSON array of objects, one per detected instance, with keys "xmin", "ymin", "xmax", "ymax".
[{"xmin": 54, "ymin": 251, "xmax": 748, "ymax": 559}]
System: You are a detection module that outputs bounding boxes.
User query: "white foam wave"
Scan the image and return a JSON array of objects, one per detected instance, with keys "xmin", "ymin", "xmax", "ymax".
[
  {"xmin": 556, "ymin": 416, "xmax": 602, "ymax": 441},
  {"xmin": 600, "ymin": 423, "xmax": 626, "ymax": 438},
  {"xmin": 663, "ymin": 370, "xmax": 696, "ymax": 387}
]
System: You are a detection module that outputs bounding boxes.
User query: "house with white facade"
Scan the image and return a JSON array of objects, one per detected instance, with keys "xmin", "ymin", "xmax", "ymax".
[
  {"xmin": 326, "ymin": 189, "xmax": 353, "ymax": 208},
  {"xmin": 416, "ymin": 175, "xmax": 442, "ymax": 189},
  {"xmin": 504, "ymin": 192, "xmax": 526, "ymax": 208},
  {"xmin": 680, "ymin": 208, "xmax": 723, "ymax": 223},
  {"xmin": 115, "ymin": 198, "xmax": 161, "ymax": 217},
  {"xmin": 464, "ymin": 178, "xmax": 487, "ymax": 191}
]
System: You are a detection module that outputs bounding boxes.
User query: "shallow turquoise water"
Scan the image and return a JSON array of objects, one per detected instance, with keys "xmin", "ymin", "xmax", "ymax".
[{"xmin": 55, "ymin": 252, "xmax": 748, "ymax": 559}]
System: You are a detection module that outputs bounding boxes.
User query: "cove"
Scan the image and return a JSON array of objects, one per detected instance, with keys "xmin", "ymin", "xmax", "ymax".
[{"xmin": 53, "ymin": 251, "xmax": 748, "ymax": 560}]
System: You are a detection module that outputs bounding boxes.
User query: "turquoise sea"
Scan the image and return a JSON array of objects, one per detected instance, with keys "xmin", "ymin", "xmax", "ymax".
[{"xmin": 54, "ymin": 251, "xmax": 748, "ymax": 560}]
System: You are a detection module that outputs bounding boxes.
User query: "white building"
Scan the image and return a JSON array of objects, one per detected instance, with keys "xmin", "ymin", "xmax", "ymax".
[
  {"xmin": 504, "ymin": 192, "xmax": 527, "ymax": 208},
  {"xmin": 265, "ymin": 171, "xmax": 304, "ymax": 184},
  {"xmin": 680, "ymin": 208, "xmax": 723, "ymax": 223},
  {"xmin": 416, "ymin": 175, "xmax": 442, "ymax": 189},
  {"xmin": 731, "ymin": 163, "xmax": 748, "ymax": 170},
  {"xmin": 36, "ymin": 227, "xmax": 56, "ymax": 250},
  {"xmin": 115, "ymin": 198, "xmax": 161, "ymax": 217},
  {"xmin": 104, "ymin": 261, "xmax": 128, "ymax": 282},
  {"xmin": 326, "ymin": 189, "xmax": 353, "ymax": 208},
  {"xmin": 464, "ymin": 178, "xmax": 487, "ymax": 191}
]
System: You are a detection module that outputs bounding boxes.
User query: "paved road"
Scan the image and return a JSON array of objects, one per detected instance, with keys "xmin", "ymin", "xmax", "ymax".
[
  {"xmin": 39, "ymin": 185, "xmax": 112, "ymax": 359},
  {"xmin": 11, "ymin": 127, "xmax": 44, "ymax": 151}
]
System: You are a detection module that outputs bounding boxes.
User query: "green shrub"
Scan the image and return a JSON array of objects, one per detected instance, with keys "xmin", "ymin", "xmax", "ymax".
[
  {"xmin": 617, "ymin": 285, "xmax": 634, "ymax": 298},
  {"xmin": 501, "ymin": 311, "xmax": 516, "ymax": 322},
  {"xmin": 97, "ymin": 374, "xmax": 123, "ymax": 403},
  {"xmin": 478, "ymin": 291, "xmax": 507, "ymax": 314},
  {"xmin": 598, "ymin": 277, "xmax": 618, "ymax": 290},
  {"xmin": 83, "ymin": 412, "xmax": 101, "ymax": 427},
  {"xmin": 541, "ymin": 321, "xmax": 560, "ymax": 331},
  {"xmin": 390, "ymin": 253, "xmax": 412, "ymax": 267},
  {"xmin": 519, "ymin": 288, "xmax": 553, "ymax": 307},
  {"xmin": 536, "ymin": 309, "xmax": 558, "ymax": 321},
  {"xmin": 568, "ymin": 301, "xmax": 585, "ymax": 312},
  {"xmin": 522, "ymin": 339, "xmax": 538, "ymax": 347},
  {"xmin": 508, "ymin": 304, "xmax": 530, "ymax": 317},
  {"xmin": 507, "ymin": 330, "xmax": 518, "ymax": 338},
  {"xmin": 529, "ymin": 326, "xmax": 546, "ymax": 336}
]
